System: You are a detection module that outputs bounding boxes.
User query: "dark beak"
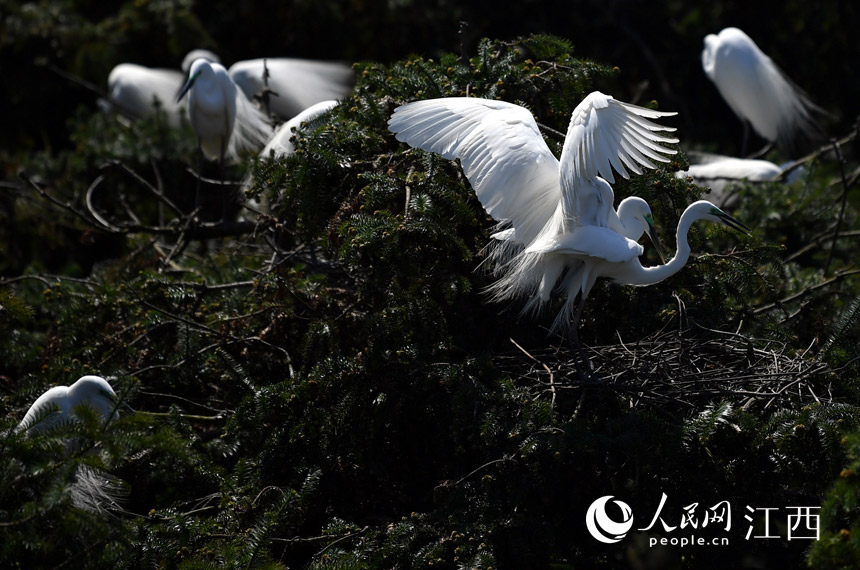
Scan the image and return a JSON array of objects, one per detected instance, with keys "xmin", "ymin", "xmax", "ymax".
[
  {"xmin": 176, "ymin": 74, "xmax": 196, "ymax": 103},
  {"xmin": 644, "ymin": 216, "xmax": 667, "ymax": 264},
  {"xmin": 716, "ymin": 210, "xmax": 752, "ymax": 235}
]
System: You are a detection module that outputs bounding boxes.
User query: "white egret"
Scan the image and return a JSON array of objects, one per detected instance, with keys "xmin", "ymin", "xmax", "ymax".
[
  {"xmin": 228, "ymin": 58, "xmax": 354, "ymax": 120},
  {"xmin": 244, "ymin": 100, "xmax": 340, "ymax": 214},
  {"xmin": 18, "ymin": 375, "xmax": 118, "ymax": 433},
  {"xmin": 104, "ymin": 50, "xmax": 221, "ymax": 127},
  {"xmin": 18, "ymin": 375, "xmax": 124, "ymax": 512},
  {"xmin": 177, "ymin": 58, "xmax": 273, "ymax": 214},
  {"xmin": 702, "ymin": 27, "xmax": 823, "ymax": 156},
  {"xmin": 105, "ymin": 63, "xmax": 187, "ymax": 127},
  {"xmin": 516, "ymin": 200, "xmax": 750, "ymax": 331},
  {"xmin": 177, "ymin": 58, "xmax": 272, "ymax": 163},
  {"xmin": 676, "ymin": 152, "xmax": 805, "ymax": 208},
  {"xmin": 388, "ymin": 94, "xmax": 749, "ymax": 346}
]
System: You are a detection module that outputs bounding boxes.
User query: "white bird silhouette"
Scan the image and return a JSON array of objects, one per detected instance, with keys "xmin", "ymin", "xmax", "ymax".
[
  {"xmin": 676, "ymin": 152, "xmax": 804, "ymax": 208},
  {"xmin": 104, "ymin": 51, "xmax": 221, "ymax": 127},
  {"xmin": 18, "ymin": 375, "xmax": 125, "ymax": 512},
  {"xmin": 177, "ymin": 58, "xmax": 272, "ymax": 163},
  {"xmin": 259, "ymin": 99, "xmax": 339, "ymax": 159},
  {"xmin": 245, "ymin": 99, "xmax": 340, "ymax": 214},
  {"xmin": 389, "ymin": 93, "xmax": 749, "ymax": 346},
  {"xmin": 702, "ymin": 27, "xmax": 823, "ymax": 156},
  {"xmin": 19, "ymin": 375, "xmax": 117, "ymax": 433}
]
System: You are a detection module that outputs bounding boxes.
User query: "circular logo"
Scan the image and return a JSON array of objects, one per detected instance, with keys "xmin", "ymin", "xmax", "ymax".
[{"xmin": 586, "ymin": 496, "xmax": 634, "ymax": 543}]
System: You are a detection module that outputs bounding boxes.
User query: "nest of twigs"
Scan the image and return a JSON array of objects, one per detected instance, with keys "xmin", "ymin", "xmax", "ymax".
[{"xmin": 498, "ymin": 322, "xmax": 833, "ymax": 415}]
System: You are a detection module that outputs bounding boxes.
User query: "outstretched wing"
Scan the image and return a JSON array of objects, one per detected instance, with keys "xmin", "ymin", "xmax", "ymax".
[
  {"xmin": 388, "ymin": 97, "xmax": 561, "ymax": 247},
  {"xmin": 229, "ymin": 58, "xmax": 354, "ymax": 119},
  {"xmin": 559, "ymin": 91, "xmax": 678, "ymax": 226}
]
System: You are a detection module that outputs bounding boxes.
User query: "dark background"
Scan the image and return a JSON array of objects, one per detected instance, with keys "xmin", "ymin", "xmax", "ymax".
[{"xmin": 2, "ymin": 0, "xmax": 858, "ymax": 162}]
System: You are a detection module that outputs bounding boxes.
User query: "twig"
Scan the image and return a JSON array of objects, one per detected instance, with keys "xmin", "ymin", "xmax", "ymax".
[
  {"xmin": 510, "ymin": 337, "xmax": 556, "ymax": 415},
  {"xmin": 825, "ymin": 138, "xmax": 853, "ymax": 275},
  {"xmin": 753, "ymin": 268, "xmax": 860, "ymax": 314}
]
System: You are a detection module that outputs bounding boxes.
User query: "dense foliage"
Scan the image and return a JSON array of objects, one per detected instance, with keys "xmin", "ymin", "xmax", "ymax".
[{"xmin": 4, "ymin": 2, "xmax": 860, "ymax": 569}]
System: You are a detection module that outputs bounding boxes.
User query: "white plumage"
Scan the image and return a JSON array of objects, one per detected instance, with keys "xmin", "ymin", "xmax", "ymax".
[
  {"xmin": 244, "ymin": 100, "xmax": 340, "ymax": 214},
  {"xmin": 104, "ymin": 50, "xmax": 222, "ymax": 127},
  {"xmin": 19, "ymin": 375, "xmax": 117, "ymax": 433},
  {"xmin": 178, "ymin": 58, "xmax": 272, "ymax": 162},
  {"xmin": 389, "ymin": 93, "xmax": 749, "ymax": 337},
  {"xmin": 676, "ymin": 152, "xmax": 805, "ymax": 208},
  {"xmin": 702, "ymin": 27, "xmax": 822, "ymax": 155},
  {"xmin": 18, "ymin": 375, "xmax": 124, "ymax": 512},
  {"xmin": 259, "ymin": 99, "xmax": 339, "ymax": 158},
  {"xmin": 228, "ymin": 58, "xmax": 354, "ymax": 120},
  {"xmin": 106, "ymin": 63, "xmax": 187, "ymax": 126}
]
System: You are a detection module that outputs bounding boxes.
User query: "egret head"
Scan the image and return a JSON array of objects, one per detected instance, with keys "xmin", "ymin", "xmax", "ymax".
[
  {"xmin": 67, "ymin": 375, "xmax": 118, "ymax": 423},
  {"xmin": 617, "ymin": 196, "xmax": 666, "ymax": 263},
  {"xmin": 176, "ymin": 59, "xmax": 212, "ymax": 102},
  {"xmin": 181, "ymin": 49, "xmax": 221, "ymax": 74},
  {"xmin": 691, "ymin": 200, "xmax": 752, "ymax": 234}
]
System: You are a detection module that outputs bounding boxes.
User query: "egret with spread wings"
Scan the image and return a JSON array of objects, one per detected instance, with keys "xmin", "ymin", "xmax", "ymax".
[{"xmin": 388, "ymin": 92, "xmax": 749, "ymax": 347}]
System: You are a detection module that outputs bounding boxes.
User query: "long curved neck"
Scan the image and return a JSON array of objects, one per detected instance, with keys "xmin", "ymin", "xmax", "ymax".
[{"xmin": 623, "ymin": 206, "xmax": 700, "ymax": 286}]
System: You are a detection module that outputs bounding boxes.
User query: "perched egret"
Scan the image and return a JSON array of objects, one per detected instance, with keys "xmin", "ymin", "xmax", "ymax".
[
  {"xmin": 676, "ymin": 152, "xmax": 803, "ymax": 208},
  {"xmin": 228, "ymin": 58, "xmax": 354, "ymax": 120},
  {"xmin": 702, "ymin": 27, "xmax": 823, "ymax": 156},
  {"xmin": 177, "ymin": 58, "xmax": 272, "ymax": 163},
  {"xmin": 18, "ymin": 375, "xmax": 124, "ymax": 512},
  {"xmin": 178, "ymin": 58, "xmax": 273, "ymax": 215},
  {"xmin": 388, "ymin": 94, "xmax": 749, "ymax": 346},
  {"xmin": 245, "ymin": 100, "xmax": 339, "ymax": 214},
  {"xmin": 18, "ymin": 375, "xmax": 117, "ymax": 433},
  {"xmin": 105, "ymin": 63, "xmax": 187, "ymax": 126},
  {"xmin": 104, "ymin": 50, "xmax": 221, "ymax": 127}
]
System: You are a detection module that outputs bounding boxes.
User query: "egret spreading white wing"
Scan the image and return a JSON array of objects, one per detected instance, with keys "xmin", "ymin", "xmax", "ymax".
[
  {"xmin": 389, "ymin": 92, "xmax": 749, "ymax": 347},
  {"xmin": 388, "ymin": 93, "xmax": 677, "ymax": 247},
  {"xmin": 229, "ymin": 58, "xmax": 354, "ymax": 120},
  {"xmin": 389, "ymin": 98, "xmax": 561, "ymax": 247},
  {"xmin": 105, "ymin": 64, "xmax": 187, "ymax": 126}
]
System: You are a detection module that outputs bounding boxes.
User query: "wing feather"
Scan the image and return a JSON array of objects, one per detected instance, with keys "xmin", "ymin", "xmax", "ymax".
[
  {"xmin": 389, "ymin": 97, "xmax": 561, "ymax": 246},
  {"xmin": 560, "ymin": 91, "xmax": 678, "ymax": 188}
]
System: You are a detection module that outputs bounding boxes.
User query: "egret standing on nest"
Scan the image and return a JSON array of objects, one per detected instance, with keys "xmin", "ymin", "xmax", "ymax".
[
  {"xmin": 702, "ymin": 27, "xmax": 823, "ymax": 157},
  {"xmin": 388, "ymin": 93, "xmax": 749, "ymax": 353},
  {"xmin": 177, "ymin": 58, "xmax": 272, "ymax": 215}
]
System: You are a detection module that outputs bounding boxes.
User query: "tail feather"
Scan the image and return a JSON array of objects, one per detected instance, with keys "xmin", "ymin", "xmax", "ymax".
[
  {"xmin": 70, "ymin": 465, "xmax": 128, "ymax": 513},
  {"xmin": 228, "ymin": 94, "xmax": 272, "ymax": 160}
]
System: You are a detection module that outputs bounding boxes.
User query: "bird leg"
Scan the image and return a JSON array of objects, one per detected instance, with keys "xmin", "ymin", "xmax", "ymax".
[
  {"xmin": 219, "ymin": 137, "xmax": 227, "ymax": 222},
  {"xmin": 194, "ymin": 138, "xmax": 202, "ymax": 219}
]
